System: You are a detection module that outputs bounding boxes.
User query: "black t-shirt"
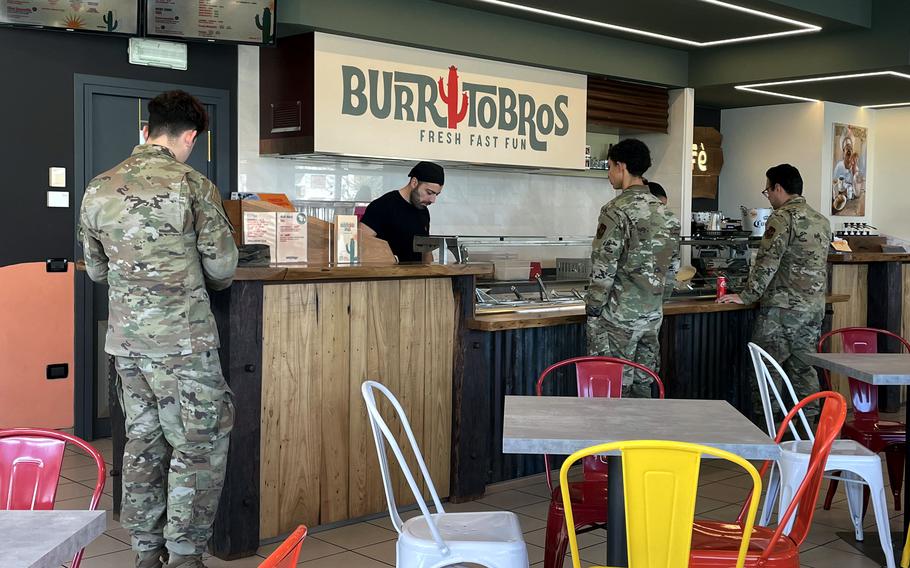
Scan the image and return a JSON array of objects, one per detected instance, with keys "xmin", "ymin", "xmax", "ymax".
[{"xmin": 360, "ymin": 190, "xmax": 430, "ymax": 262}]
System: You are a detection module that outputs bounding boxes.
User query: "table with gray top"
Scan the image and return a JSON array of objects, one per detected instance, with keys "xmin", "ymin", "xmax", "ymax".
[
  {"xmin": 804, "ymin": 352, "xmax": 910, "ymax": 531},
  {"xmin": 0, "ymin": 510, "xmax": 106, "ymax": 568},
  {"xmin": 503, "ymin": 396, "xmax": 779, "ymax": 567}
]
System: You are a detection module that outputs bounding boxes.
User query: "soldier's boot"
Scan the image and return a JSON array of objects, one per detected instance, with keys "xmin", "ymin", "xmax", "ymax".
[
  {"xmin": 164, "ymin": 554, "xmax": 206, "ymax": 568},
  {"xmin": 136, "ymin": 548, "xmax": 169, "ymax": 568}
]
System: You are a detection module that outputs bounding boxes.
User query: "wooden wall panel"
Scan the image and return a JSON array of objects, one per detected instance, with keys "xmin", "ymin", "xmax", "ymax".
[
  {"xmin": 587, "ymin": 76, "xmax": 668, "ymax": 133},
  {"xmin": 261, "ymin": 278, "xmax": 455, "ymax": 537},
  {"xmin": 319, "ymin": 283, "xmax": 351, "ymax": 523},
  {"xmin": 425, "ymin": 278, "xmax": 455, "ymax": 497},
  {"xmin": 828, "ymin": 264, "xmax": 869, "ymax": 399}
]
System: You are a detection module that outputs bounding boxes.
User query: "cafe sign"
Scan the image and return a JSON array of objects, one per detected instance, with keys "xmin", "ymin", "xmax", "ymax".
[{"xmin": 313, "ymin": 33, "xmax": 587, "ymax": 169}]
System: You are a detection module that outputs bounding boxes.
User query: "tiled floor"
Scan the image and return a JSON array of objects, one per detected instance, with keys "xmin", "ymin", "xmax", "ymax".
[{"xmin": 62, "ymin": 437, "xmax": 903, "ymax": 567}]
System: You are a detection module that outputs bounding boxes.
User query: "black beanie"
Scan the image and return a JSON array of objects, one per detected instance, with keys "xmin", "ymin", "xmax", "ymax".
[{"xmin": 408, "ymin": 161, "xmax": 445, "ymax": 186}]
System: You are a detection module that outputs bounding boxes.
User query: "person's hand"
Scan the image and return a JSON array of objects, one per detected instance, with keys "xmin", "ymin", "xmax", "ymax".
[{"xmin": 716, "ymin": 293, "xmax": 744, "ymax": 305}]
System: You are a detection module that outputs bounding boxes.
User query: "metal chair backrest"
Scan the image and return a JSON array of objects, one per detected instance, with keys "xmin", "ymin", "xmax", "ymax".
[
  {"xmin": 361, "ymin": 380, "xmax": 450, "ymax": 554},
  {"xmin": 818, "ymin": 327, "xmax": 910, "ymax": 420},
  {"xmin": 0, "ymin": 428, "xmax": 106, "ymax": 568},
  {"xmin": 258, "ymin": 525, "xmax": 307, "ymax": 568},
  {"xmin": 560, "ymin": 440, "xmax": 762, "ymax": 568},
  {"xmin": 748, "ymin": 342, "xmax": 815, "ymax": 441},
  {"xmin": 737, "ymin": 391, "xmax": 847, "ymax": 555},
  {"xmin": 536, "ymin": 356, "xmax": 665, "ymax": 491}
]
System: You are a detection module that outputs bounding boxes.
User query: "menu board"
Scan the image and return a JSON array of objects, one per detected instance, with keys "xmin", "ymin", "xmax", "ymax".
[
  {"xmin": 147, "ymin": 0, "xmax": 276, "ymax": 45},
  {"xmin": 1, "ymin": 0, "xmax": 138, "ymax": 34}
]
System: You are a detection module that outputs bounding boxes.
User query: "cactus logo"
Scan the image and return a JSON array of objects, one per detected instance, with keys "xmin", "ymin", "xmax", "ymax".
[{"xmin": 439, "ymin": 66, "xmax": 468, "ymax": 129}]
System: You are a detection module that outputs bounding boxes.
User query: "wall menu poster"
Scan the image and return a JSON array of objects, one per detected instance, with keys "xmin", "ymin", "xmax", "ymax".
[
  {"xmin": 1, "ymin": 0, "xmax": 138, "ymax": 34},
  {"xmin": 147, "ymin": 0, "xmax": 276, "ymax": 45}
]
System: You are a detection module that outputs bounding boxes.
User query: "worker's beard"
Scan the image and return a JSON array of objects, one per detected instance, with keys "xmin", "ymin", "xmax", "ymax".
[{"xmin": 409, "ymin": 189, "xmax": 427, "ymax": 210}]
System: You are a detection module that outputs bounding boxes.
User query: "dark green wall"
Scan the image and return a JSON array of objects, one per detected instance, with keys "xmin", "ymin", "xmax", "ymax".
[{"xmin": 278, "ymin": 0, "xmax": 690, "ymax": 87}]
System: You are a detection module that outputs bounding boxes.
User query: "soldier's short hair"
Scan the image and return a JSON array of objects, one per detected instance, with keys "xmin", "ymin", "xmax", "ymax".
[
  {"xmin": 148, "ymin": 91, "xmax": 209, "ymax": 139},
  {"xmin": 766, "ymin": 163, "xmax": 803, "ymax": 195},
  {"xmin": 607, "ymin": 139, "xmax": 652, "ymax": 177},
  {"xmin": 646, "ymin": 181, "xmax": 667, "ymax": 200}
]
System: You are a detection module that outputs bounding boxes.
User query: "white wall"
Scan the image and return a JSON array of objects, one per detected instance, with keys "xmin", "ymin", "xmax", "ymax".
[
  {"xmin": 638, "ymin": 88, "xmax": 694, "ymax": 235},
  {"xmin": 870, "ymin": 106, "xmax": 910, "ymax": 241},
  {"xmin": 718, "ymin": 102, "xmax": 824, "ymax": 219}
]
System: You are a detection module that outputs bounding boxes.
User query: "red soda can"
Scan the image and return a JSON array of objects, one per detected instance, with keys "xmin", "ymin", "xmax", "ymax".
[{"xmin": 716, "ymin": 276, "xmax": 727, "ymax": 299}]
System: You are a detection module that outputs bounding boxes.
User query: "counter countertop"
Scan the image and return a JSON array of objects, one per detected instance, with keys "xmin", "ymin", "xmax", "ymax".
[
  {"xmin": 828, "ymin": 252, "xmax": 910, "ymax": 264},
  {"xmin": 467, "ymin": 294, "xmax": 851, "ymax": 332},
  {"xmin": 234, "ymin": 262, "xmax": 494, "ymax": 282}
]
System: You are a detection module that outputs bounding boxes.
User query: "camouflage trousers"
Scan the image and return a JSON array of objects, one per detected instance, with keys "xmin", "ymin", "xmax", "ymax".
[
  {"xmin": 115, "ymin": 350, "xmax": 234, "ymax": 557},
  {"xmin": 751, "ymin": 307, "xmax": 824, "ymax": 427},
  {"xmin": 586, "ymin": 317, "xmax": 661, "ymax": 398}
]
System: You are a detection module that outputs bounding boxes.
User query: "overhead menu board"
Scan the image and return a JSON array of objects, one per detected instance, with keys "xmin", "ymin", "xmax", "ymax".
[
  {"xmin": 146, "ymin": 0, "xmax": 276, "ymax": 45},
  {"xmin": 1, "ymin": 0, "xmax": 138, "ymax": 34}
]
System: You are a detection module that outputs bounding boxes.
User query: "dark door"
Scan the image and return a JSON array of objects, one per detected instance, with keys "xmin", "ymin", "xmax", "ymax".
[{"xmin": 74, "ymin": 76, "xmax": 230, "ymax": 440}]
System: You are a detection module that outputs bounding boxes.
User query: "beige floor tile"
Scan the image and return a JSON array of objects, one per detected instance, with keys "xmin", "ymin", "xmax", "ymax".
[
  {"xmin": 695, "ymin": 496, "xmax": 730, "ymax": 515},
  {"xmin": 523, "ymin": 526, "xmax": 605, "ymax": 550},
  {"xmin": 366, "ymin": 509, "xmax": 419, "ymax": 531},
  {"xmin": 314, "ymin": 522, "xmax": 398, "ymax": 549},
  {"xmin": 62, "ymin": 453, "xmax": 101, "ymax": 470},
  {"xmin": 697, "ymin": 482, "xmax": 749, "ymax": 504},
  {"xmin": 477, "ymin": 489, "xmax": 548, "ymax": 510},
  {"xmin": 525, "ymin": 543, "xmax": 546, "ymax": 564},
  {"xmin": 55, "ymin": 494, "xmax": 113, "ymax": 511},
  {"xmin": 698, "ymin": 467, "xmax": 746, "ymax": 485},
  {"xmin": 67, "ymin": 549, "xmax": 135, "ymax": 568},
  {"xmin": 202, "ymin": 554, "xmax": 267, "ymax": 567},
  {"xmin": 55, "ymin": 482, "xmax": 96, "ymax": 501},
  {"xmin": 515, "ymin": 483, "xmax": 555, "ymax": 499},
  {"xmin": 355, "ymin": 539, "xmax": 397, "ymax": 565},
  {"xmin": 104, "ymin": 526, "xmax": 131, "ymax": 546},
  {"xmin": 800, "ymin": 544, "xmax": 883, "ymax": 567},
  {"xmin": 696, "ymin": 504, "xmax": 746, "ymax": 522},
  {"xmin": 442, "ymin": 500, "xmax": 501, "ymax": 514},
  {"xmin": 298, "ymin": 550, "xmax": 391, "ymax": 567},
  {"xmin": 80, "ymin": 534, "xmax": 131, "ymax": 559},
  {"xmin": 576, "ymin": 540, "xmax": 607, "ymax": 564},
  {"xmin": 512, "ymin": 500, "xmax": 553, "ymax": 521},
  {"xmin": 60, "ymin": 464, "xmax": 110, "ymax": 483},
  {"xmin": 257, "ymin": 536, "xmax": 346, "ymax": 563},
  {"xmin": 515, "ymin": 512, "xmax": 549, "ymax": 533}
]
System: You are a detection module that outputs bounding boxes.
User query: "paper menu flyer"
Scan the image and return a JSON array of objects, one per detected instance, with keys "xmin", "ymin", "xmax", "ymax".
[
  {"xmin": 243, "ymin": 211, "xmax": 277, "ymax": 263},
  {"xmin": 276, "ymin": 212, "xmax": 308, "ymax": 263},
  {"xmin": 335, "ymin": 215, "xmax": 359, "ymax": 264}
]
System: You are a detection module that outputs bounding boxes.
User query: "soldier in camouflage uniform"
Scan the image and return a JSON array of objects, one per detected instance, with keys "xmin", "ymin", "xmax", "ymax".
[
  {"xmin": 585, "ymin": 139, "xmax": 681, "ymax": 397},
  {"xmin": 79, "ymin": 91, "xmax": 238, "ymax": 568},
  {"xmin": 718, "ymin": 164, "xmax": 831, "ymax": 423}
]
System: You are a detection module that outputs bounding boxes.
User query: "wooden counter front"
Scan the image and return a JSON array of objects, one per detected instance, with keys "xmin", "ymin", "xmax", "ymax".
[
  {"xmin": 468, "ymin": 295, "xmax": 851, "ymax": 332},
  {"xmin": 234, "ymin": 262, "xmax": 493, "ymax": 282}
]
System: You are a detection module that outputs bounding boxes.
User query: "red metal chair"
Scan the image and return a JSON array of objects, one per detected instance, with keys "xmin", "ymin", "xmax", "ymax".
[
  {"xmin": 818, "ymin": 327, "xmax": 909, "ymax": 513},
  {"xmin": 259, "ymin": 525, "xmax": 307, "ymax": 568},
  {"xmin": 689, "ymin": 391, "xmax": 847, "ymax": 567},
  {"xmin": 0, "ymin": 428, "xmax": 106, "ymax": 568},
  {"xmin": 536, "ymin": 356, "xmax": 665, "ymax": 568}
]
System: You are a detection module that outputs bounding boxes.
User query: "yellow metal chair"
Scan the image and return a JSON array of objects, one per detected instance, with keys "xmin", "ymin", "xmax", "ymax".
[
  {"xmin": 901, "ymin": 531, "xmax": 910, "ymax": 567},
  {"xmin": 559, "ymin": 440, "xmax": 762, "ymax": 568}
]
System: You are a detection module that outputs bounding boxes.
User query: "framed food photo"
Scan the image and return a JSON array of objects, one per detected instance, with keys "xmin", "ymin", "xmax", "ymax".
[{"xmin": 831, "ymin": 123, "xmax": 868, "ymax": 216}]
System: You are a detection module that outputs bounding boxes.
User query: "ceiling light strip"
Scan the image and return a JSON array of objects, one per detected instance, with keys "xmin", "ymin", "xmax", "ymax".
[
  {"xmin": 470, "ymin": 0, "xmax": 821, "ymax": 47},
  {"xmin": 736, "ymin": 71, "xmax": 910, "ymax": 106}
]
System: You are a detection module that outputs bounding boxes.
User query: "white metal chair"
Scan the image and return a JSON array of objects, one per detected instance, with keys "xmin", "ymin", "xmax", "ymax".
[
  {"xmin": 748, "ymin": 342, "xmax": 895, "ymax": 568},
  {"xmin": 361, "ymin": 380, "xmax": 529, "ymax": 568}
]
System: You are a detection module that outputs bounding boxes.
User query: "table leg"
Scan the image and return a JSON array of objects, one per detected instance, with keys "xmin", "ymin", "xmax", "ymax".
[
  {"xmin": 607, "ymin": 456, "xmax": 628, "ymax": 567},
  {"xmin": 904, "ymin": 400, "xmax": 909, "ymax": 534}
]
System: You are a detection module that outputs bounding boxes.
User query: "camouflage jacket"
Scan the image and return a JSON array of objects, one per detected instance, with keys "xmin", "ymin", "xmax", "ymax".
[
  {"xmin": 79, "ymin": 144, "xmax": 238, "ymax": 358},
  {"xmin": 739, "ymin": 196, "xmax": 831, "ymax": 312},
  {"xmin": 585, "ymin": 185, "xmax": 681, "ymax": 327}
]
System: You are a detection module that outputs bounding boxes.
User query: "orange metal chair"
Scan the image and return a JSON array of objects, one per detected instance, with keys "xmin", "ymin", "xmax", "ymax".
[
  {"xmin": 259, "ymin": 525, "xmax": 307, "ymax": 568},
  {"xmin": 536, "ymin": 356, "xmax": 665, "ymax": 568},
  {"xmin": 688, "ymin": 391, "xmax": 847, "ymax": 567},
  {"xmin": 560, "ymin": 439, "xmax": 762, "ymax": 568},
  {"xmin": 0, "ymin": 428, "xmax": 107, "ymax": 568}
]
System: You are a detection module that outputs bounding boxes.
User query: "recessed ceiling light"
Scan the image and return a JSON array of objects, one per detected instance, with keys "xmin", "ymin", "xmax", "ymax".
[
  {"xmin": 470, "ymin": 0, "xmax": 821, "ymax": 47},
  {"xmin": 735, "ymin": 71, "xmax": 910, "ymax": 106}
]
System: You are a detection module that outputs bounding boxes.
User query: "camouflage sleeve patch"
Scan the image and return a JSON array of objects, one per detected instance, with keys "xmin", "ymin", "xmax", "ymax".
[
  {"xmin": 78, "ymin": 201, "xmax": 110, "ymax": 283},
  {"xmin": 585, "ymin": 209, "xmax": 625, "ymax": 313}
]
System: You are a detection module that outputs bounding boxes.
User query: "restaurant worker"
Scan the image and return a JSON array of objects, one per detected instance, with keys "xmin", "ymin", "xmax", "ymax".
[
  {"xmin": 79, "ymin": 90, "xmax": 238, "ymax": 568},
  {"xmin": 360, "ymin": 161, "xmax": 444, "ymax": 262},
  {"xmin": 718, "ymin": 164, "xmax": 831, "ymax": 423},
  {"xmin": 585, "ymin": 139, "xmax": 681, "ymax": 397}
]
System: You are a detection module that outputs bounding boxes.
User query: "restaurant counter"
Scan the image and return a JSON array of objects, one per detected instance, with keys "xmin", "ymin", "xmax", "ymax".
[{"xmin": 108, "ymin": 262, "xmax": 492, "ymax": 559}]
